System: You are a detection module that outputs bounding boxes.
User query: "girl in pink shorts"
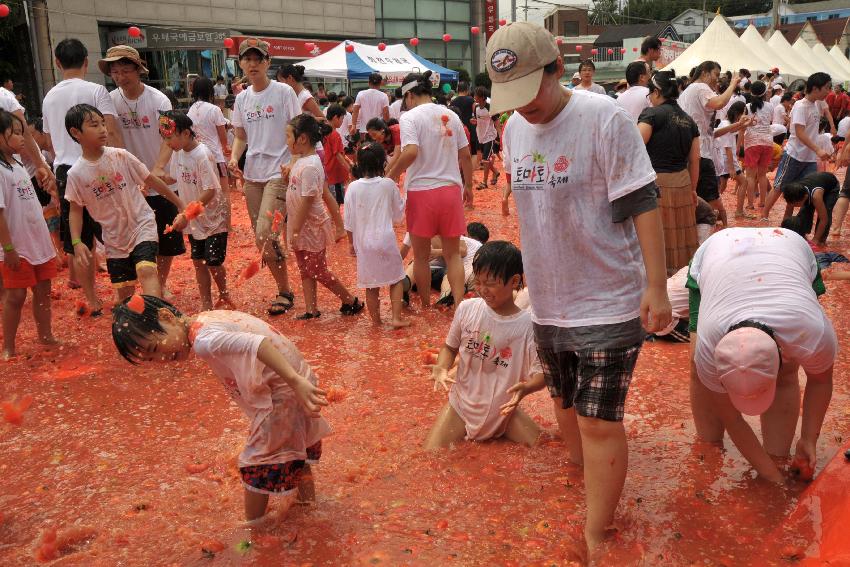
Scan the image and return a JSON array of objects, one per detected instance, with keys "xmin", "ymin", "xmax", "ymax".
[{"xmin": 386, "ymin": 70, "xmax": 474, "ymax": 308}]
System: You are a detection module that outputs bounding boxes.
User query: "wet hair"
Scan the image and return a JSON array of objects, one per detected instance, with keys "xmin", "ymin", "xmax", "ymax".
[
  {"xmin": 368, "ymin": 72, "xmax": 383, "ymax": 86},
  {"xmin": 626, "ymin": 61, "xmax": 649, "ymax": 86},
  {"xmin": 277, "ymin": 64, "xmax": 305, "ymax": 82},
  {"xmin": 351, "ymin": 142, "xmax": 385, "ymax": 179},
  {"xmin": 288, "ymin": 112, "xmax": 332, "ymax": 145},
  {"xmin": 401, "ymin": 71, "xmax": 433, "ymax": 97},
  {"xmin": 65, "ymin": 103, "xmax": 104, "ymax": 143},
  {"xmin": 466, "ymin": 222, "xmax": 489, "ymax": 244},
  {"xmin": 648, "ymin": 71, "xmax": 679, "ymax": 100},
  {"xmin": 578, "ymin": 59, "xmax": 595, "ymax": 73},
  {"xmin": 780, "ymin": 215, "xmax": 807, "ymax": 237},
  {"xmin": 159, "ymin": 110, "xmax": 194, "ymax": 137},
  {"xmin": 54, "ymin": 38, "xmax": 87, "ymax": 70},
  {"xmin": 641, "ymin": 36, "xmax": 661, "ymax": 55},
  {"xmin": 112, "ymin": 295, "xmax": 184, "ymax": 365},
  {"xmin": 472, "ymin": 241, "xmax": 523, "ymax": 284},
  {"xmin": 191, "ymin": 76, "xmax": 215, "ymax": 103},
  {"xmin": 806, "ymin": 72, "xmax": 832, "ymax": 93},
  {"xmin": 327, "ymin": 92, "xmax": 338, "ymax": 104},
  {"xmin": 341, "ymin": 95, "xmax": 355, "ymax": 109},
  {"xmin": 366, "ymin": 117, "xmax": 391, "ymax": 139},
  {"xmin": 694, "ymin": 61, "xmax": 720, "ymax": 81},
  {"xmin": 0, "ymin": 110, "xmax": 24, "ymax": 168},
  {"xmin": 326, "ymin": 103, "xmax": 346, "ymax": 121},
  {"xmin": 318, "ymin": 97, "xmax": 328, "ymax": 106},
  {"xmin": 457, "ymin": 81, "xmax": 470, "ymax": 93},
  {"xmin": 749, "ymin": 81, "xmax": 767, "ymax": 112},
  {"xmin": 473, "ymin": 86, "xmax": 489, "ymax": 99},
  {"xmin": 781, "ymin": 181, "xmax": 808, "ymax": 204},
  {"xmin": 726, "ymin": 100, "xmax": 747, "ymax": 123}
]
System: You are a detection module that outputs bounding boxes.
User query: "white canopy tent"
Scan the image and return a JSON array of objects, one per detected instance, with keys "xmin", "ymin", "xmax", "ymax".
[
  {"xmin": 812, "ymin": 42, "xmax": 850, "ymax": 82},
  {"xmin": 740, "ymin": 25, "xmax": 806, "ymax": 78},
  {"xmin": 829, "ymin": 45, "xmax": 850, "ymax": 77},
  {"xmin": 767, "ymin": 31, "xmax": 818, "ymax": 78},
  {"xmin": 665, "ymin": 15, "xmax": 772, "ymax": 75}
]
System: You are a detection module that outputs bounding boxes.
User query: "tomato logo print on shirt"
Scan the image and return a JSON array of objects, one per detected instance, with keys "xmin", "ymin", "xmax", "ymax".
[
  {"xmin": 141, "ymin": 116, "xmax": 150, "ymax": 124},
  {"xmin": 553, "ymin": 156, "xmax": 570, "ymax": 173},
  {"xmin": 246, "ymin": 102, "xmax": 276, "ymax": 123},
  {"xmin": 266, "ymin": 105, "xmax": 274, "ymax": 113},
  {"xmin": 512, "ymin": 151, "xmax": 570, "ymax": 191}
]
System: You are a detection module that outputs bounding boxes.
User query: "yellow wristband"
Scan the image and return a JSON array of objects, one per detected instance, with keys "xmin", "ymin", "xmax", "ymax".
[
  {"xmin": 2, "ymin": 243, "xmax": 14, "ymax": 252},
  {"xmin": 71, "ymin": 238, "xmax": 82, "ymax": 246}
]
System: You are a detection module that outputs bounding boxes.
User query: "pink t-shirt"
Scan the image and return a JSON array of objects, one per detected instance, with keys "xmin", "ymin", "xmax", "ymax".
[
  {"xmin": 446, "ymin": 298, "xmax": 542, "ymax": 441},
  {"xmin": 189, "ymin": 310, "xmax": 332, "ymax": 468},
  {"xmin": 286, "ymin": 154, "xmax": 333, "ymax": 252}
]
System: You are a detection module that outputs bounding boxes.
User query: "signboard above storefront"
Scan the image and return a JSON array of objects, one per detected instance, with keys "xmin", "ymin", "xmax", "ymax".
[
  {"xmin": 107, "ymin": 27, "xmax": 229, "ymax": 50},
  {"xmin": 225, "ymin": 36, "xmax": 341, "ymax": 59}
]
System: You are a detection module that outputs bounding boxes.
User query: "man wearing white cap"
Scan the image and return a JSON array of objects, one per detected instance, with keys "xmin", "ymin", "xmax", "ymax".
[
  {"xmin": 567, "ymin": 72, "xmax": 580, "ymax": 89},
  {"xmin": 486, "ymin": 21, "xmax": 671, "ymax": 555},
  {"xmin": 688, "ymin": 227, "xmax": 837, "ymax": 483}
]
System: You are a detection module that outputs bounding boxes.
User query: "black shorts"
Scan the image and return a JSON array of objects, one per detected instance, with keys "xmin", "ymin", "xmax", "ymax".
[
  {"xmin": 696, "ymin": 157, "xmax": 719, "ymax": 202},
  {"xmin": 57, "ymin": 164, "xmax": 102, "ymax": 254},
  {"xmin": 31, "ymin": 176, "xmax": 51, "ymax": 207},
  {"xmin": 538, "ymin": 342, "xmax": 642, "ymax": 422},
  {"xmin": 106, "ymin": 240, "xmax": 158, "ymax": 286},
  {"xmin": 468, "ymin": 123, "xmax": 479, "ymax": 155},
  {"xmin": 145, "ymin": 195, "xmax": 185, "ymax": 257},
  {"xmin": 329, "ymin": 182, "xmax": 345, "ymax": 205},
  {"xmin": 188, "ymin": 232, "xmax": 228, "ymax": 267},
  {"xmin": 479, "ymin": 141, "xmax": 494, "ymax": 160}
]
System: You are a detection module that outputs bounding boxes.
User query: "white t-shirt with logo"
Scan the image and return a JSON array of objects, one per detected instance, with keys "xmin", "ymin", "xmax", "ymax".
[
  {"xmin": 690, "ymin": 227, "xmax": 837, "ymax": 392},
  {"xmin": 354, "ymin": 88, "xmax": 389, "ymax": 132},
  {"xmin": 446, "ymin": 298, "xmax": 542, "ymax": 441},
  {"xmin": 232, "ymin": 81, "xmax": 301, "ymax": 182},
  {"xmin": 474, "ymin": 105, "xmax": 497, "ymax": 144},
  {"xmin": 187, "ymin": 100, "xmax": 228, "ymax": 163},
  {"xmin": 679, "ymin": 81, "xmax": 717, "ymax": 159},
  {"xmin": 399, "ymin": 102, "xmax": 468, "ymax": 192},
  {"xmin": 170, "ymin": 144, "xmax": 227, "ymax": 240},
  {"xmin": 785, "ymin": 98, "xmax": 825, "ymax": 163},
  {"xmin": 503, "ymin": 90, "xmax": 656, "ymax": 328},
  {"xmin": 64, "ymin": 147, "xmax": 157, "ymax": 259},
  {"xmin": 42, "ymin": 78, "xmax": 117, "ymax": 168},
  {"xmin": 616, "ymin": 85, "xmax": 650, "ymax": 121},
  {"xmin": 0, "ymin": 162, "xmax": 55, "ymax": 264},
  {"xmin": 190, "ymin": 310, "xmax": 331, "ymax": 468}
]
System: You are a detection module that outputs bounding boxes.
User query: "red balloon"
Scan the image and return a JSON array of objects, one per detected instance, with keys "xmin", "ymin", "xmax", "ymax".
[
  {"xmin": 223, "ymin": 37, "xmax": 234, "ymax": 49},
  {"xmin": 591, "ymin": 48, "xmax": 598, "ymax": 55},
  {"xmin": 128, "ymin": 26, "xmax": 141, "ymax": 38},
  {"xmin": 410, "ymin": 37, "xmax": 419, "ymax": 46},
  {"xmin": 632, "ymin": 47, "xmax": 638, "ymax": 52},
  {"xmin": 378, "ymin": 42, "xmax": 386, "ymax": 51},
  {"xmin": 442, "ymin": 33, "xmax": 452, "ymax": 42},
  {"xmin": 607, "ymin": 48, "xmax": 613, "ymax": 55},
  {"xmin": 575, "ymin": 45, "xmax": 582, "ymax": 51},
  {"xmin": 305, "ymin": 42, "xmax": 315, "ymax": 50},
  {"xmin": 345, "ymin": 44, "xmax": 354, "ymax": 53},
  {"xmin": 471, "ymin": 26, "xmax": 480, "ymax": 35},
  {"xmin": 620, "ymin": 48, "xmax": 626, "ymax": 54},
  {"xmin": 660, "ymin": 37, "xmax": 667, "ymax": 43},
  {"xmin": 0, "ymin": 4, "xmax": 9, "ymax": 17},
  {"xmin": 555, "ymin": 38, "xmax": 563, "ymax": 46},
  {"xmin": 499, "ymin": 18, "xmax": 507, "ymax": 26}
]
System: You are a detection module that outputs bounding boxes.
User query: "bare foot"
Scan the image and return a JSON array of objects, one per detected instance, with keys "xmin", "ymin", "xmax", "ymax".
[
  {"xmin": 200, "ymin": 301, "xmax": 214, "ymax": 312},
  {"xmin": 2, "ymin": 349, "xmax": 15, "ymax": 361},
  {"xmin": 501, "ymin": 200, "xmax": 510, "ymax": 216},
  {"xmin": 215, "ymin": 293, "xmax": 236, "ymax": 309},
  {"xmin": 296, "ymin": 465, "xmax": 315, "ymax": 504},
  {"xmin": 38, "ymin": 337, "xmax": 61, "ymax": 347},
  {"xmin": 390, "ymin": 318, "xmax": 411, "ymax": 328}
]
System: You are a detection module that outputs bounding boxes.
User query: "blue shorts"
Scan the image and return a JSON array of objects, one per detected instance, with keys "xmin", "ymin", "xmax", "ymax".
[{"xmin": 773, "ymin": 153, "xmax": 817, "ymax": 190}]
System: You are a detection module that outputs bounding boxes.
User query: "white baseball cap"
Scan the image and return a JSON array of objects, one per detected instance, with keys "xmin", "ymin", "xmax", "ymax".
[{"xmin": 486, "ymin": 22, "xmax": 560, "ymax": 114}]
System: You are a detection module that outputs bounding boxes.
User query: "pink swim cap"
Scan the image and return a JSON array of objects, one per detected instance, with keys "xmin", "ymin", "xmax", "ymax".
[{"xmin": 715, "ymin": 326, "xmax": 780, "ymax": 416}]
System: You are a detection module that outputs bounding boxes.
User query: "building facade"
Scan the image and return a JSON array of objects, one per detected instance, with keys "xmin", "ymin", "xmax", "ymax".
[{"xmin": 730, "ymin": 0, "xmax": 850, "ymax": 29}]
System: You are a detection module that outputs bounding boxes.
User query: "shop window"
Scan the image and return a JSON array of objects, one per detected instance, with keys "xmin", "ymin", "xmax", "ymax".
[
  {"xmin": 446, "ymin": 40, "xmax": 469, "ymax": 59},
  {"xmin": 384, "ymin": 0, "xmax": 414, "ymax": 19},
  {"xmin": 382, "ymin": 20, "xmax": 416, "ymax": 38},
  {"xmin": 418, "ymin": 21, "xmax": 445, "ymax": 39},
  {"xmin": 417, "ymin": 39, "xmax": 445, "ymax": 60},
  {"xmin": 683, "ymin": 17, "xmax": 694, "ymax": 26},
  {"xmin": 375, "ymin": 0, "xmax": 382, "ymax": 18},
  {"xmin": 446, "ymin": 22, "xmax": 470, "ymax": 41},
  {"xmin": 562, "ymin": 21, "xmax": 578, "ymax": 36},
  {"xmin": 446, "ymin": 1, "xmax": 470, "ymax": 22},
  {"xmin": 416, "ymin": 0, "xmax": 444, "ymax": 20}
]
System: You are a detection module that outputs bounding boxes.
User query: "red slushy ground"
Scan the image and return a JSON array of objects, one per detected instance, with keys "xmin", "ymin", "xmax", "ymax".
[{"xmin": 1, "ymin": 169, "xmax": 848, "ymax": 566}]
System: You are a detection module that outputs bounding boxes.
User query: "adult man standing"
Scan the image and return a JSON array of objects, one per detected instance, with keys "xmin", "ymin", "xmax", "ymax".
[
  {"xmin": 637, "ymin": 36, "xmax": 661, "ymax": 68},
  {"xmin": 98, "ymin": 45, "xmax": 184, "ymax": 294},
  {"xmin": 350, "ymin": 72, "xmax": 389, "ymax": 137},
  {"xmin": 688, "ymin": 227, "xmax": 837, "ymax": 483},
  {"xmin": 616, "ymin": 61, "xmax": 650, "ymax": 120},
  {"xmin": 450, "ymin": 82, "xmax": 478, "ymax": 165},
  {"xmin": 42, "ymin": 38, "xmax": 124, "ymax": 315},
  {"xmin": 487, "ymin": 22, "xmax": 670, "ymax": 556}
]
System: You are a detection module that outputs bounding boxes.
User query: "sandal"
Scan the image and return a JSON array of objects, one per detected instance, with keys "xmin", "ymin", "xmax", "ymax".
[
  {"xmin": 490, "ymin": 171, "xmax": 500, "ymax": 185},
  {"xmin": 340, "ymin": 297, "xmax": 364, "ymax": 316},
  {"xmin": 476, "ymin": 182, "xmax": 488, "ymax": 190},
  {"xmin": 295, "ymin": 311, "xmax": 321, "ymax": 320},
  {"xmin": 268, "ymin": 291, "xmax": 295, "ymax": 316}
]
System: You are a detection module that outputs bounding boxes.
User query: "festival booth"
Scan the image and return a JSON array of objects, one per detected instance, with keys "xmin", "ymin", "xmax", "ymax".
[
  {"xmin": 295, "ymin": 41, "xmax": 458, "ymax": 92},
  {"xmin": 664, "ymin": 15, "xmax": 772, "ymax": 75},
  {"xmin": 829, "ymin": 45, "xmax": 850, "ymax": 77},
  {"xmin": 740, "ymin": 25, "xmax": 806, "ymax": 79},
  {"xmin": 812, "ymin": 42, "xmax": 850, "ymax": 83},
  {"xmin": 767, "ymin": 31, "xmax": 818, "ymax": 78}
]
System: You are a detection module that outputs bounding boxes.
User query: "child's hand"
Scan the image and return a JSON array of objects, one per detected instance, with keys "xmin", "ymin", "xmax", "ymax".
[
  {"xmin": 293, "ymin": 376, "xmax": 328, "ymax": 418},
  {"xmin": 3, "ymin": 248, "xmax": 19, "ymax": 270},
  {"xmin": 171, "ymin": 213, "xmax": 188, "ymax": 232},
  {"xmin": 430, "ymin": 365, "xmax": 455, "ymax": 392},
  {"xmin": 73, "ymin": 242, "xmax": 92, "ymax": 269},
  {"xmin": 792, "ymin": 437, "xmax": 817, "ymax": 479},
  {"xmin": 227, "ymin": 159, "xmax": 242, "ymax": 178},
  {"xmin": 640, "ymin": 285, "xmax": 672, "ymax": 334},
  {"xmin": 499, "ymin": 382, "xmax": 528, "ymax": 416},
  {"xmin": 280, "ymin": 164, "xmax": 292, "ymax": 184}
]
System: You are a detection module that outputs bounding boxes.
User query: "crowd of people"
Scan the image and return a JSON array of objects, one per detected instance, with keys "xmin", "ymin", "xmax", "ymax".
[{"xmin": 1, "ymin": 22, "xmax": 846, "ymax": 560}]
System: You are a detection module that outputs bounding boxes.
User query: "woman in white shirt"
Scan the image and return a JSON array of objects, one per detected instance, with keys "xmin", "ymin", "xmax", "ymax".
[
  {"xmin": 385, "ymin": 71, "xmax": 474, "ymax": 308},
  {"xmin": 277, "ymin": 64, "xmax": 323, "ymax": 119},
  {"xmin": 572, "ymin": 60, "xmax": 606, "ymax": 95}
]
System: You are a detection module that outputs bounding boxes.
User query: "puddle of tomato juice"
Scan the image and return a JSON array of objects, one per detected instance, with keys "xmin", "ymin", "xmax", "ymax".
[{"xmin": 1, "ymin": 180, "xmax": 849, "ymax": 566}]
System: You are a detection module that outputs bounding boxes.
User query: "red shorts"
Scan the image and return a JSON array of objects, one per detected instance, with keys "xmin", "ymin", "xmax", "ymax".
[
  {"xmin": 1, "ymin": 258, "xmax": 57, "ymax": 289},
  {"xmin": 294, "ymin": 249, "xmax": 329, "ymax": 280},
  {"xmin": 743, "ymin": 145, "xmax": 773, "ymax": 169},
  {"xmin": 406, "ymin": 185, "xmax": 466, "ymax": 238}
]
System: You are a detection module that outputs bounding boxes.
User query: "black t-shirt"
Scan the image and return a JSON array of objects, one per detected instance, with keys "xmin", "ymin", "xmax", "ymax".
[
  {"xmin": 799, "ymin": 172, "xmax": 839, "ymax": 198},
  {"xmin": 638, "ymin": 101, "xmax": 700, "ymax": 173},
  {"xmin": 452, "ymin": 95, "xmax": 474, "ymax": 126}
]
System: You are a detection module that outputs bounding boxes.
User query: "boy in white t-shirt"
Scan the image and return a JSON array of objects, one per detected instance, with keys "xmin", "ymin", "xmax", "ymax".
[
  {"xmin": 688, "ymin": 227, "xmax": 837, "ymax": 483},
  {"xmin": 64, "ymin": 104, "xmax": 187, "ymax": 302},
  {"xmin": 487, "ymin": 23, "xmax": 671, "ymax": 556},
  {"xmin": 159, "ymin": 111, "xmax": 231, "ymax": 311},
  {"xmin": 350, "ymin": 73, "xmax": 390, "ymax": 136},
  {"xmin": 426, "ymin": 241, "xmax": 544, "ymax": 449}
]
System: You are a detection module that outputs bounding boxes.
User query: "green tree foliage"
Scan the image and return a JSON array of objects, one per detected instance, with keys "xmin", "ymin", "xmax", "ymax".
[
  {"xmin": 619, "ymin": 0, "xmax": 771, "ymax": 23},
  {"xmin": 451, "ymin": 67, "xmax": 471, "ymax": 84}
]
